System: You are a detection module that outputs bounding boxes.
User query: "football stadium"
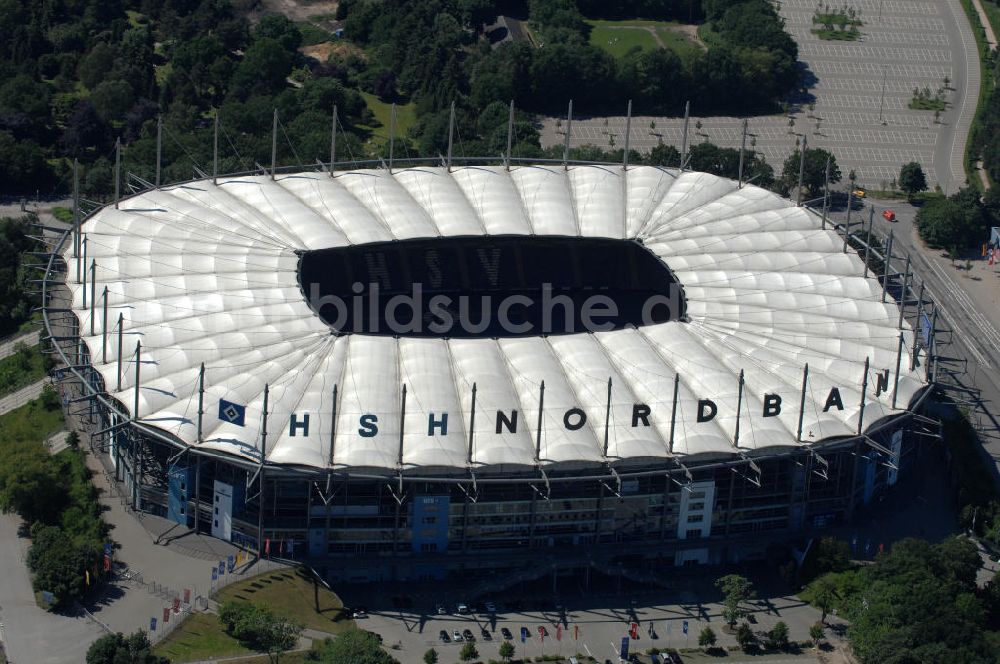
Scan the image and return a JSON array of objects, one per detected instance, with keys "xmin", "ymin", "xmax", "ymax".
[{"xmin": 43, "ymin": 158, "xmax": 937, "ymax": 583}]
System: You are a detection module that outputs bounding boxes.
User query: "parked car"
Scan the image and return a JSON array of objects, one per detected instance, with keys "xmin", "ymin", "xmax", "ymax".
[
  {"xmin": 439, "ymin": 630, "xmax": 450, "ymax": 643},
  {"xmin": 457, "ymin": 603, "xmax": 470, "ymax": 614},
  {"xmin": 501, "ymin": 627, "xmax": 513, "ymax": 640},
  {"xmin": 436, "ymin": 604, "xmax": 447, "ymax": 615},
  {"xmin": 453, "ymin": 630, "xmax": 464, "ymax": 642},
  {"xmin": 853, "ymin": 188, "xmax": 867, "ymax": 198},
  {"xmin": 484, "ymin": 600, "xmax": 497, "ymax": 613},
  {"xmin": 481, "ymin": 628, "xmax": 492, "ymax": 641},
  {"xmin": 463, "ymin": 628, "xmax": 475, "ymax": 641},
  {"xmin": 351, "ymin": 608, "xmax": 368, "ymax": 619},
  {"xmin": 883, "ymin": 209, "xmax": 896, "ymax": 221}
]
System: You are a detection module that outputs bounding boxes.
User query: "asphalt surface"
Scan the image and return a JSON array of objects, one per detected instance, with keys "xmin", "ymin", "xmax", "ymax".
[
  {"xmin": 828, "ymin": 196, "xmax": 1000, "ymax": 481},
  {"xmin": 539, "ymin": 0, "xmax": 978, "ymax": 194}
]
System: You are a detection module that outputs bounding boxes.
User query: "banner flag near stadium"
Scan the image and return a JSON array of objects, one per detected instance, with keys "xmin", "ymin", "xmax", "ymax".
[
  {"xmin": 265, "ymin": 538, "xmax": 271, "ymax": 556},
  {"xmin": 574, "ymin": 624, "xmax": 578, "ymax": 640},
  {"xmin": 520, "ymin": 627, "xmax": 527, "ymax": 643},
  {"xmin": 85, "ymin": 570, "xmax": 90, "ymax": 586},
  {"xmin": 682, "ymin": 620, "xmax": 688, "ymax": 634},
  {"xmin": 163, "ymin": 607, "xmax": 170, "ymax": 623},
  {"xmin": 211, "ymin": 567, "xmax": 218, "ymax": 582},
  {"xmin": 538, "ymin": 626, "xmax": 545, "ymax": 642},
  {"xmin": 227, "ymin": 554, "xmax": 234, "ymax": 572},
  {"xmin": 218, "ymin": 561, "xmax": 225, "ymax": 576},
  {"xmin": 556, "ymin": 625, "xmax": 562, "ymax": 641},
  {"xmin": 620, "ymin": 636, "xmax": 629, "ymax": 659},
  {"xmin": 218, "ymin": 399, "xmax": 246, "ymax": 426},
  {"xmin": 184, "ymin": 588, "xmax": 190, "ymax": 604},
  {"xmin": 150, "ymin": 617, "xmax": 156, "ymax": 632},
  {"xmin": 173, "ymin": 597, "xmax": 180, "ymax": 612},
  {"xmin": 103, "ymin": 554, "xmax": 110, "ymax": 571}
]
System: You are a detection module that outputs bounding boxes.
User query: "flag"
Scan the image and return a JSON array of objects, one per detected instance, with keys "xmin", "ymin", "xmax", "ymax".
[
  {"xmin": 218, "ymin": 399, "xmax": 246, "ymax": 426},
  {"xmin": 211, "ymin": 567, "xmax": 218, "ymax": 582},
  {"xmin": 265, "ymin": 539, "xmax": 271, "ymax": 556},
  {"xmin": 574, "ymin": 624, "xmax": 578, "ymax": 640},
  {"xmin": 520, "ymin": 627, "xmax": 527, "ymax": 643},
  {"xmin": 85, "ymin": 570, "xmax": 90, "ymax": 586},
  {"xmin": 280, "ymin": 539, "xmax": 285, "ymax": 554},
  {"xmin": 538, "ymin": 625, "xmax": 545, "ymax": 642},
  {"xmin": 163, "ymin": 607, "xmax": 170, "ymax": 624},
  {"xmin": 620, "ymin": 636, "xmax": 630, "ymax": 659},
  {"xmin": 173, "ymin": 597, "xmax": 180, "ymax": 612},
  {"xmin": 218, "ymin": 561, "xmax": 225, "ymax": 576},
  {"xmin": 630, "ymin": 622, "xmax": 638, "ymax": 639},
  {"xmin": 150, "ymin": 617, "xmax": 157, "ymax": 632},
  {"xmin": 878, "ymin": 542, "xmax": 884, "ymax": 553},
  {"xmin": 184, "ymin": 588, "xmax": 191, "ymax": 604},
  {"xmin": 682, "ymin": 620, "xmax": 688, "ymax": 635},
  {"xmin": 103, "ymin": 554, "xmax": 110, "ymax": 572},
  {"xmin": 227, "ymin": 554, "xmax": 234, "ymax": 572},
  {"xmin": 556, "ymin": 625, "xmax": 562, "ymax": 641}
]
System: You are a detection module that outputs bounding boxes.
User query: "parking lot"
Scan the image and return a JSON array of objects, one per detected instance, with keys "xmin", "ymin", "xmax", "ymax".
[
  {"xmin": 342, "ymin": 568, "xmax": 841, "ymax": 664},
  {"xmin": 539, "ymin": 0, "xmax": 978, "ymax": 194}
]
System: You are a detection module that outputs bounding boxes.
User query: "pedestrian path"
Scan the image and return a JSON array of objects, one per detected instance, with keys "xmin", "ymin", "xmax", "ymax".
[
  {"xmin": 0, "ymin": 379, "xmax": 46, "ymax": 416},
  {"xmin": 0, "ymin": 330, "xmax": 40, "ymax": 361}
]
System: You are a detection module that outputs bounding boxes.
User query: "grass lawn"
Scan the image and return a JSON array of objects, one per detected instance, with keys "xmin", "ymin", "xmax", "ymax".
[
  {"xmin": 152, "ymin": 612, "xmax": 254, "ymax": 662},
  {"xmin": 0, "ymin": 344, "xmax": 48, "ymax": 397},
  {"xmin": 587, "ymin": 19, "xmax": 702, "ymax": 60},
  {"xmin": 909, "ymin": 98, "xmax": 947, "ymax": 111},
  {"xmin": 0, "ymin": 392, "xmax": 64, "ymax": 443},
  {"xmin": 359, "ymin": 92, "xmax": 417, "ymax": 141},
  {"xmin": 215, "ymin": 568, "xmax": 355, "ymax": 634}
]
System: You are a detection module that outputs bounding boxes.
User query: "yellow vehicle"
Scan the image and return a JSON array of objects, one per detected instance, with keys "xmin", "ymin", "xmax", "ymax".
[{"xmin": 852, "ymin": 188, "xmax": 866, "ymax": 198}]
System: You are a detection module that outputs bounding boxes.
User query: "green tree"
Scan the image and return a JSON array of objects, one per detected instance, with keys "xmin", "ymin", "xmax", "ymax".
[
  {"xmin": 459, "ymin": 640, "xmax": 479, "ymax": 661},
  {"xmin": 25, "ymin": 524, "xmax": 99, "ymax": 607},
  {"xmin": 698, "ymin": 625, "xmax": 717, "ymax": 649},
  {"xmin": 90, "ymin": 80, "xmax": 135, "ymax": 123},
  {"xmin": 229, "ymin": 38, "xmax": 292, "ymax": 99},
  {"xmin": 498, "ymin": 641, "xmax": 515, "ymax": 662},
  {"xmin": 86, "ymin": 630, "xmax": 166, "ymax": 664},
  {"xmin": 735, "ymin": 622, "xmax": 756, "ymax": 651},
  {"xmin": 255, "ymin": 14, "xmax": 303, "ymax": 52},
  {"xmin": 781, "ymin": 148, "xmax": 841, "ymax": 198},
  {"xmin": 423, "ymin": 648, "xmax": 438, "ymax": 664},
  {"xmin": 308, "ymin": 629, "xmax": 398, "ymax": 664},
  {"xmin": 766, "ymin": 621, "xmax": 789, "ymax": 650},
  {"xmin": 218, "ymin": 601, "xmax": 301, "ymax": 663},
  {"xmin": 810, "ymin": 574, "xmax": 839, "ymax": 623},
  {"xmin": 715, "ymin": 574, "xmax": 756, "ymax": 627},
  {"xmin": 898, "ymin": 161, "xmax": 928, "ymax": 200}
]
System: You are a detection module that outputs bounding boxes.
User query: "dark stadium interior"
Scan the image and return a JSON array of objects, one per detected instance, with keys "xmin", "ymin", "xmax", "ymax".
[{"xmin": 299, "ymin": 236, "xmax": 688, "ymax": 337}]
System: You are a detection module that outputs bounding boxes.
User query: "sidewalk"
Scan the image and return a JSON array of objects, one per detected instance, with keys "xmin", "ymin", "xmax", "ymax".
[
  {"xmin": 970, "ymin": 0, "xmax": 999, "ymax": 51},
  {"xmin": 0, "ymin": 330, "xmax": 40, "ymax": 361},
  {"xmin": 0, "ymin": 379, "xmax": 46, "ymax": 416}
]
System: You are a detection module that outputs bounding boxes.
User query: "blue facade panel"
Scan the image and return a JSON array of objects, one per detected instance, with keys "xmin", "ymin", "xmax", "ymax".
[
  {"xmin": 410, "ymin": 495, "xmax": 450, "ymax": 554},
  {"xmin": 167, "ymin": 464, "xmax": 191, "ymax": 525}
]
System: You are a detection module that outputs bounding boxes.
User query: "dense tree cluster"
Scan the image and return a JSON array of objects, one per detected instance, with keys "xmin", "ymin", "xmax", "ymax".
[
  {"xmin": 307, "ymin": 628, "xmax": 399, "ymax": 664},
  {"xmin": 218, "ymin": 601, "xmax": 302, "ymax": 662},
  {"xmin": 0, "ymin": 388, "xmax": 109, "ymax": 608},
  {"xmin": 0, "ymin": 216, "xmax": 39, "ymax": 336},
  {"xmin": 86, "ymin": 630, "xmax": 166, "ymax": 664},
  {"xmin": 0, "ymin": 0, "xmax": 800, "ymax": 199},
  {"xmin": 971, "ymin": 50, "xmax": 1000, "ymax": 185},
  {"xmin": 804, "ymin": 537, "xmax": 1000, "ymax": 663},
  {"xmin": 915, "ymin": 187, "xmax": 999, "ymax": 251}
]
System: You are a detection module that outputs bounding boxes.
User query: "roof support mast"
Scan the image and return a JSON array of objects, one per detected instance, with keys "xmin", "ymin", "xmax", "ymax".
[
  {"xmin": 446, "ymin": 101, "xmax": 455, "ymax": 173},
  {"xmin": 467, "ymin": 383, "xmax": 477, "ymax": 464},
  {"xmin": 897, "ymin": 256, "xmax": 910, "ymax": 328},
  {"xmin": 197, "ymin": 363, "xmax": 205, "ymax": 444},
  {"xmin": 734, "ymin": 369, "xmax": 744, "ymax": 447},
  {"xmin": 257, "ymin": 383, "xmax": 269, "ymax": 557},
  {"xmin": 155, "ymin": 115, "xmax": 162, "ymax": 187},
  {"xmin": 882, "ymin": 229, "xmax": 894, "ymax": 303},
  {"xmin": 821, "ymin": 154, "xmax": 830, "ymax": 229},
  {"xmin": 797, "ymin": 363, "xmax": 809, "ymax": 442},
  {"xmin": 680, "ymin": 101, "xmax": 690, "ymax": 171},
  {"xmin": 796, "ymin": 135, "xmax": 807, "ymax": 206},
  {"xmin": 114, "ymin": 137, "xmax": 121, "ymax": 209},
  {"xmin": 563, "ymin": 101, "xmax": 573, "ymax": 170},
  {"xmin": 535, "ymin": 381, "xmax": 545, "ymax": 462},
  {"xmin": 329, "ymin": 384, "xmax": 338, "ymax": 467},
  {"xmin": 857, "ymin": 357, "xmax": 870, "ymax": 435},
  {"xmin": 668, "ymin": 373, "xmax": 679, "ymax": 454},
  {"xmin": 330, "ymin": 104, "xmax": 337, "ymax": 177},
  {"xmin": 101, "ymin": 286, "xmax": 108, "ymax": 364},
  {"xmin": 623, "ymin": 100, "xmax": 632, "ymax": 171},
  {"xmin": 603, "ymin": 377, "xmax": 612, "ymax": 457},
  {"xmin": 863, "ymin": 207, "xmax": 874, "ymax": 277},
  {"xmin": 133, "ymin": 340, "xmax": 141, "ymax": 420},
  {"xmin": 505, "ymin": 100, "xmax": 514, "ymax": 171},
  {"xmin": 270, "ymin": 109, "xmax": 278, "ymax": 180},
  {"xmin": 738, "ymin": 118, "xmax": 748, "ymax": 187},
  {"xmin": 212, "ymin": 112, "xmax": 219, "ymax": 185},
  {"xmin": 389, "ymin": 103, "xmax": 396, "ymax": 174},
  {"xmin": 116, "ymin": 312, "xmax": 123, "ymax": 391},
  {"xmin": 72, "ymin": 159, "xmax": 79, "ymax": 261},
  {"xmin": 89, "ymin": 260, "xmax": 96, "ymax": 335},
  {"xmin": 892, "ymin": 332, "xmax": 904, "ymax": 409}
]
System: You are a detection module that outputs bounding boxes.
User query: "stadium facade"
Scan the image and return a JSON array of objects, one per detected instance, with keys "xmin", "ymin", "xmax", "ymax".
[{"xmin": 43, "ymin": 160, "xmax": 937, "ymax": 584}]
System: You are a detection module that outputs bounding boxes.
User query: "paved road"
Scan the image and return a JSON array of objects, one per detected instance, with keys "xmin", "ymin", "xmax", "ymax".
[
  {"xmin": 0, "ymin": 515, "xmax": 106, "ymax": 664},
  {"xmin": 0, "ymin": 331, "xmax": 40, "ymax": 361},
  {"xmin": 829, "ymin": 196, "xmax": 1000, "ymax": 480},
  {"xmin": 0, "ymin": 380, "xmax": 46, "ymax": 416},
  {"xmin": 539, "ymin": 0, "xmax": 978, "ymax": 193}
]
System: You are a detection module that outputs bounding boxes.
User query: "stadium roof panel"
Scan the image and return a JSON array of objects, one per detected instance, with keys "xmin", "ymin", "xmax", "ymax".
[{"xmin": 67, "ymin": 165, "xmax": 926, "ymax": 474}]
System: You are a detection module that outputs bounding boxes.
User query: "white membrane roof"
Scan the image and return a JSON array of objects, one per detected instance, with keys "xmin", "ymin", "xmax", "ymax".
[{"xmin": 66, "ymin": 165, "xmax": 925, "ymax": 474}]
